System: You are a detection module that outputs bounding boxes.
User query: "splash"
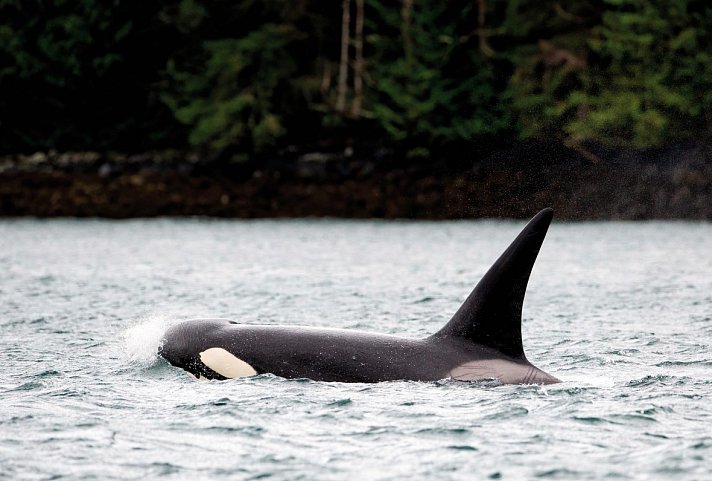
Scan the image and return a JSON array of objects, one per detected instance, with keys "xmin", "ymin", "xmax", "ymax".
[{"xmin": 122, "ymin": 314, "xmax": 174, "ymax": 367}]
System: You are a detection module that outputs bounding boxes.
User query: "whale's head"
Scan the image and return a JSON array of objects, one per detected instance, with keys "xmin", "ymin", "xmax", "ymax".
[{"xmin": 159, "ymin": 319, "xmax": 256, "ymax": 380}]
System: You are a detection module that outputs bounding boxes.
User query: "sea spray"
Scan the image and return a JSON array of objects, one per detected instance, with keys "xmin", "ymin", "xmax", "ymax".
[{"xmin": 123, "ymin": 314, "xmax": 175, "ymax": 366}]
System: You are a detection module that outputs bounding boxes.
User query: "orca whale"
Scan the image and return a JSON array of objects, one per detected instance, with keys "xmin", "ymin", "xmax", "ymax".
[{"xmin": 159, "ymin": 208, "xmax": 560, "ymax": 385}]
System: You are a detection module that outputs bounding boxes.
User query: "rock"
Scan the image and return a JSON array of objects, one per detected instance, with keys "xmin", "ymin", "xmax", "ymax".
[
  {"xmin": 98, "ymin": 163, "xmax": 114, "ymax": 178},
  {"xmin": 28, "ymin": 152, "xmax": 48, "ymax": 166}
]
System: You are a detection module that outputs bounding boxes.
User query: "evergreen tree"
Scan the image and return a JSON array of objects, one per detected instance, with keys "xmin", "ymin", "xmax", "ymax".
[
  {"xmin": 0, "ymin": 0, "xmax": 710, "ymax": 155},
  {"xmin": 0, "ymin": 0, "xmax": 182, "ymax": 153},
  {"xmin": 365, "ymin": 0, "xmax": 506, "ymax": 158},
  {"xmin": 565, "ymin": 0, "xmax": 712, "ymax": 147}
]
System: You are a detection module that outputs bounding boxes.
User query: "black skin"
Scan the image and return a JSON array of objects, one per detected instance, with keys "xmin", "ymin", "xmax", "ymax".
[
  {"xmin": 159, "ymin": 208, "xmax": 560, "ymax": 385},
  {"xmin": 159, "ymin": 321, "xmax": 555, "ymax": 382}
]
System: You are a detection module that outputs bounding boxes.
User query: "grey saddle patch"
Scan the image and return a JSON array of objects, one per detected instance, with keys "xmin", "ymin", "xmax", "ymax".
[{"xmin": 450, "ymin": 359, "xmax": 558, "ymax": 385}]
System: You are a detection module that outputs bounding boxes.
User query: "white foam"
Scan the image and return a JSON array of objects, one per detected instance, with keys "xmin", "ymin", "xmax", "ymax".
[{"xmin": 122, "ymin": 314, "xmax": 173, "ymax": 367}]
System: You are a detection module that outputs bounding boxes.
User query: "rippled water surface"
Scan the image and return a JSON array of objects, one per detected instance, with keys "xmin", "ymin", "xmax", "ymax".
[{"xmin": 1, "ymin": 217, "xmax": 711, "ymax": 480}]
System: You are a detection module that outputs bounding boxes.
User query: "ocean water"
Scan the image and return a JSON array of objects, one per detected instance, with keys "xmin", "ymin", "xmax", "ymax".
[{"xmin": 1, "ymin": 217, "xmax": 710, "ymax": 480}]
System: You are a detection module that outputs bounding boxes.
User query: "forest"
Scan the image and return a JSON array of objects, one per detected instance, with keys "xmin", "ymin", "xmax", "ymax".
[{"xmin": 1, "ymin": 0, "xmax": 711, "ymax": 161}]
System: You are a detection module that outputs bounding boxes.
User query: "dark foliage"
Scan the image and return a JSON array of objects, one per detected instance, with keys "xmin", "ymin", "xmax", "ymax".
[{"xmin": 1, "ymin": 0, "xmax": 710, "ymax": 157}]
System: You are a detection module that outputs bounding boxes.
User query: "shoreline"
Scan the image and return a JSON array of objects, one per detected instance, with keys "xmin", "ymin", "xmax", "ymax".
[{"xmin": 2, "ymin": 142, "xmax": 711, "ymax": 220}]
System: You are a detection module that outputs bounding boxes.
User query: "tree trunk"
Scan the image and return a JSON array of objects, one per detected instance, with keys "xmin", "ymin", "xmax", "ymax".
[
  {"xmin": 321, "ymin": 60, "xmax": 332, "ymax": 96},
  {"xmin": 401, "ymin": 0, "xmax": 414, "ymax": 69},
  {"xmin": 476, "ymin": 0, "xmax": 494, "ymax": 57},
  {"xmin": 351, "ymin": 0, "xmax": 364, "ymax": 118},
  {"xmin": 336, "ymin": 0, "xmax": 351, "ymax": 113}
]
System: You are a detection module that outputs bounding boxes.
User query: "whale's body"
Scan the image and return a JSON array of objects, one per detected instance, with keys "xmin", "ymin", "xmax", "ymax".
[{"xmin": 159, "ymin": 208, "xmax": 560, "ymax": 385}]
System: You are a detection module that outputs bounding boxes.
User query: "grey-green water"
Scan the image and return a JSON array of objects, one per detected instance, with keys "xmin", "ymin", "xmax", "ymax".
[{"xmin": 1, "ymin": 218, "xmax": 710, "ymax": 480}]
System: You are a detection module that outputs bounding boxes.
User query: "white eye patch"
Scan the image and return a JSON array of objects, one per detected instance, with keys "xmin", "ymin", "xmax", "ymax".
[{"xmin": 199, "ymin": 348, "xmax": 257, "ymax": 379}]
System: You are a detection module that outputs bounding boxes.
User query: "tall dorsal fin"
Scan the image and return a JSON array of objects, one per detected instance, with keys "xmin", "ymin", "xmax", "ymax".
[{"xmin": 433, "ymin": 208, "xmax": 553, "ymax": 359}]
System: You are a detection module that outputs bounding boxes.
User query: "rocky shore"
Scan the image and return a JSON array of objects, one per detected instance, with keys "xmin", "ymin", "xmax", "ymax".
[{"xmin": 2, "ymin": 141, "xmax": 711, "ymax": 219}]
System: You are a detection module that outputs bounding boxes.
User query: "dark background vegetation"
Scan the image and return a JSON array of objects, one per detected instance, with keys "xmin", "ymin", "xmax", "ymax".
[{"xmin": 1, "ymin": 0, "xmax": 711, "ymax": 218}]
